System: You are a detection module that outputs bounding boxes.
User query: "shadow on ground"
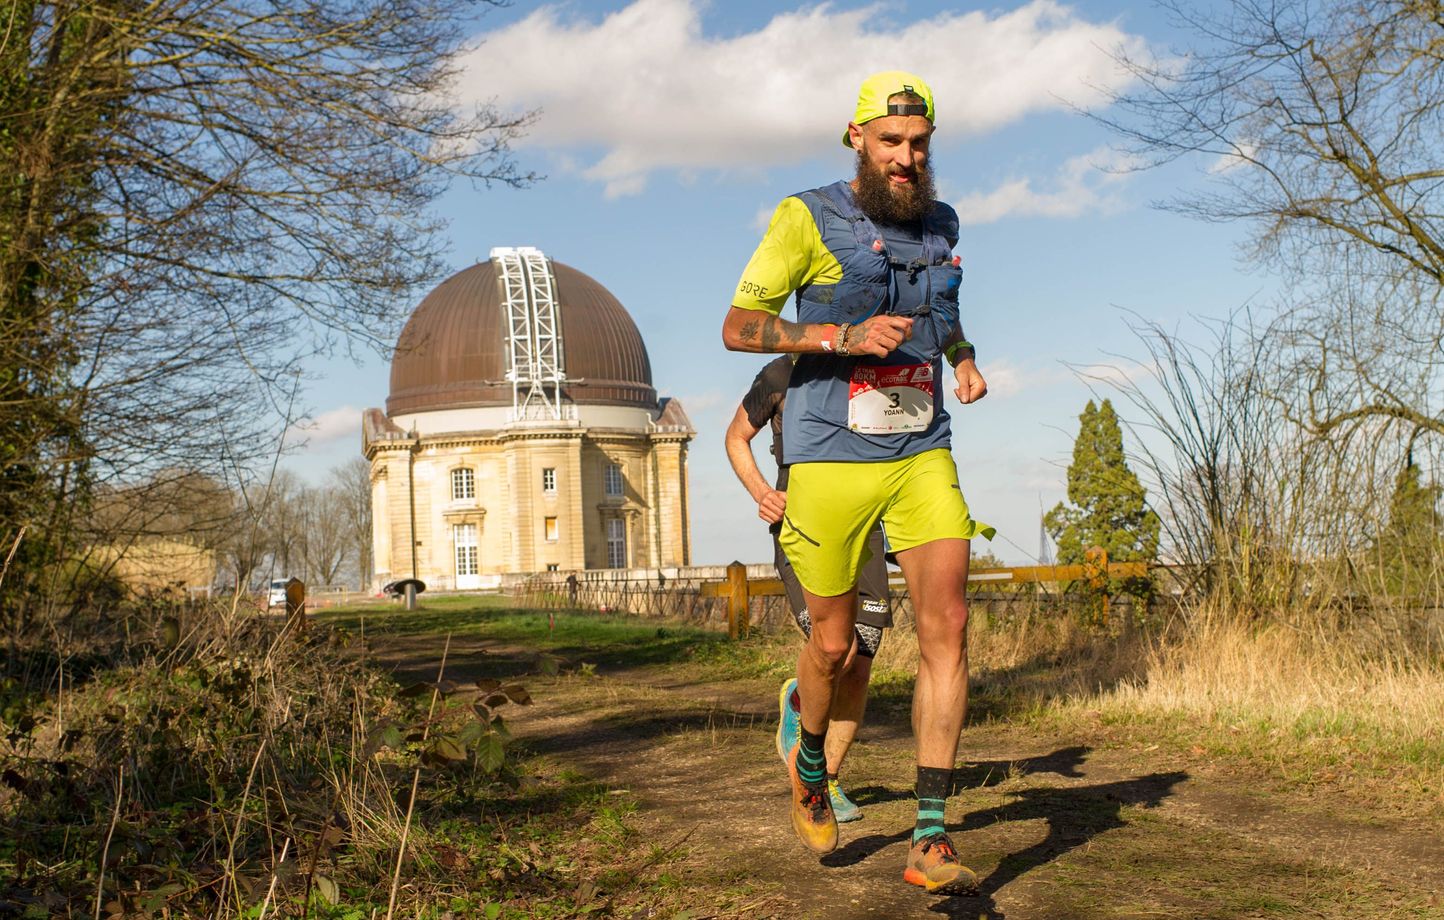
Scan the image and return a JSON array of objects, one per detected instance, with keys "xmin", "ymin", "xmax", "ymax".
[
  {"xmin": 521, "ymin": 707, "xmax": 762, "ymax": 754},
  {"xmin": 826, "ymin": 770, "xmax": 1190, "ymax": 919},
  {"xmin": 364, "ymin": 632, "xmax": 732, "ymax": 685},
  {"xmin": 846, "ymin": 745, "xmax": 1094, "ymax": 808}
]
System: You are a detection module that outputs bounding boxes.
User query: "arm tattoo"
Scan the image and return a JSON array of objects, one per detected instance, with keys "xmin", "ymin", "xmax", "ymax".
[
  {"xmin": 760, "ymin": 316, "xmax": 782, "ymax": 350},
  {"xmin": 739, "ymin": 317, "xmax": 761, "ymax": 342}
]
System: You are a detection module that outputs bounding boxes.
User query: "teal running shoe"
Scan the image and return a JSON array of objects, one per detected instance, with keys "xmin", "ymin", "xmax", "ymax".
[
  {"xmin": 828, "ymin": 778, "xmax": 863, "ymax": 823},
  {"xmin": 775, "ymin": 677, "xmax": 801, "ymax": 764}
]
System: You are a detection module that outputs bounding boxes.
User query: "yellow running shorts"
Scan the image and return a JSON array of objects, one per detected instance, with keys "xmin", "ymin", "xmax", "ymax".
[{"xmin": 778, "ymin": 448, "xmax": 994, "ymax": 598}]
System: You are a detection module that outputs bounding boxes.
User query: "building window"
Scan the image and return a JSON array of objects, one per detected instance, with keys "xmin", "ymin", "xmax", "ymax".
[
  {"xmin": 544, "ymin": 516, "xmax": 559, "ymax": 542},
  {"xmin": 451, "ymin": 467, "xmax": 475, "ymax": 501},
  {"xmin": 604, "ymin": 462, "xmax": 624, "ymax": 497},
  {"xmin": 547, "ymin": 563, "xmax": 559, "ymax": 572},
  {"xmin": 542, "ymin": 467, "xmax": 557, "ymax": 494},
  {"xmin": 606, "ymin": 518, "xmax": 627, "ymax": 568},
  {"xmin": 453, "ymin": 523, "xmax": 478, "ymax": 576}
]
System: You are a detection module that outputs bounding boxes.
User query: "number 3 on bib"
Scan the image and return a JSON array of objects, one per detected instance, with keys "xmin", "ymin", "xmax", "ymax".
[{"xmin": 847, "ymin": 363, "xmax": 935, "ymax": 433}]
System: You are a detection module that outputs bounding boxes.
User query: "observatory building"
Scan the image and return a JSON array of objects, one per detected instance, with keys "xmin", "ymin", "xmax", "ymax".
[{"xmin": 362, "ymin": 247, "xmax": 694, "ymax": 590}]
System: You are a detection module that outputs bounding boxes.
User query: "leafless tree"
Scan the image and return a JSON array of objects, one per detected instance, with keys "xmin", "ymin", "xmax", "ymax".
[
  {"xmin": 334, "ymin": 458, "xmax": 375, "ymax": 591},
  {"xmin": 297, "ymin": 485, "xmax": 349, "ymax": 587},
  {"xmin": 1097, "ymin": 309, "xmax": 1434, "ymax": 620},
  {"xmin": 258, "ymin": 471, "xmax": 305, "ymax": 581},
  {"xmin": 1, "ymin": 0, "xmax": 533, "ymax": 611},
  {"xmin": 1103, "ymin": 0, "xmax": 1444, "ymax": 446}
]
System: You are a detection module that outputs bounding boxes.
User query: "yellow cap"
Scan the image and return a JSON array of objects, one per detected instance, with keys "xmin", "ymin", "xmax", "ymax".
[{"xmin": 843, "ymin": 71, "xmax": 936, "ymax": 148}]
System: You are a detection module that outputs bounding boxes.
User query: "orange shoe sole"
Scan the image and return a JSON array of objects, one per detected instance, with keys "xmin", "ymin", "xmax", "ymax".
[{"xmin": 903, "ymin": 865, "xmax": 978, "ymax": 893}]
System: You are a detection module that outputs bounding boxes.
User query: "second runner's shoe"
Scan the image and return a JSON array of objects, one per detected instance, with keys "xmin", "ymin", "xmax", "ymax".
[
  {"xmin": 902, "ymin": 833, "xmax": 978, "ymax": 894},
  {"xmin": 786, "ymin": 743, "xmax": 837, "ymax": 854},
  {"xmin": 828, "ymin": 778, "xmax": 862, "ymax": 822},
  {"xmin": 775, "ymin": 677, "xmax": 801, "ymax": 764}
]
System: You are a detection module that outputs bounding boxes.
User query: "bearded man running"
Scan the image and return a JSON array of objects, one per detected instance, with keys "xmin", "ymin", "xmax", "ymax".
[{"xmin": 721, "ymin": 71, "xmax": 992, "ymax": 894}]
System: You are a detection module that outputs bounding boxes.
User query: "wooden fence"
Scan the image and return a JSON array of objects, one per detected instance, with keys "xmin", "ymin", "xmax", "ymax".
[{"xmin": 519, "ymin": 550, "xmax": 1156, "ymax": 639}]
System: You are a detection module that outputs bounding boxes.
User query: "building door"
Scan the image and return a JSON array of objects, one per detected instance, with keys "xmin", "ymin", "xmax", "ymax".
[
  {"xmin": 606, "ymin": 518, "xmax": 627, "ymax": 569},
  {"xmin": 454, "ymin": 523, "xmax": 480, "ymax": 589}
]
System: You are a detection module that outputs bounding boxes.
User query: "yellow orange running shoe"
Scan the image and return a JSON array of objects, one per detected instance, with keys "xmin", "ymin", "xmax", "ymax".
[
  {"xmin": 903, "ymin": 833, "xmax": 977, "ymax": 893},
  {"xmin": 786, "ymin": 743, "xmax": 837, "ymax": 854}
]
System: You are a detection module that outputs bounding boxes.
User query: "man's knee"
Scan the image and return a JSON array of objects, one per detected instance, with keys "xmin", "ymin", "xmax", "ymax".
[
  {"xmin": 917, "ymin": 598, "xmax": 969, "ymax": 657},
  {"xmin": 806, "ymin": 628, "xmax": 854, "ymax": 669}
]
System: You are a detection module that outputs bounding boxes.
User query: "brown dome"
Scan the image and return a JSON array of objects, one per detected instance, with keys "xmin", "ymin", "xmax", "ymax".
[{"xmin": 387, "ymin": 258, "xmax": 656, "ymax": 415}]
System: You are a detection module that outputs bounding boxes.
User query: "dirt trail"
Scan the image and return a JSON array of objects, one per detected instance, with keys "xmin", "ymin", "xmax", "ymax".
[{"xmin": 373, "ymin": 635, "xmax": 1444, "ymax": 920}]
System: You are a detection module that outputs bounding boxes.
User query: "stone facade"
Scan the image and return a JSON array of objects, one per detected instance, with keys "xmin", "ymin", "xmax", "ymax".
[{"xmin": 364, "ymin": 407, "xmax": 691, "ymax": 590}]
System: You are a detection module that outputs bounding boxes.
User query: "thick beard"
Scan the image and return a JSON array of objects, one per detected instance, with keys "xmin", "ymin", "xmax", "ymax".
[{"xmin": 853, "ymin": 148, "xmax": 936, "ymax": 225}]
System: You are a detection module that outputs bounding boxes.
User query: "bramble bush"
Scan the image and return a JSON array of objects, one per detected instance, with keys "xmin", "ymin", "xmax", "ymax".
[{"xmin": 0, "ymin": 599, "xmax": 530, "ymax": 916}]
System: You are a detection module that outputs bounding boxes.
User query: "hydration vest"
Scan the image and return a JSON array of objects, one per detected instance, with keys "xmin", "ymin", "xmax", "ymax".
[{"xmin": 781, "ymin": 180, "xmax": 964, "ymax": 464}]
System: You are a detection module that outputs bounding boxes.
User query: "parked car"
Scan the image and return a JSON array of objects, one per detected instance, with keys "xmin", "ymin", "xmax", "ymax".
[{"xmin": 267, "ymin": 578, "xmax": 290, "ymax": 608}]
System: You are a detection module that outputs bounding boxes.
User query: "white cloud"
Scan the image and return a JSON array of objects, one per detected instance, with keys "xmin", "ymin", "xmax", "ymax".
[
  {"xmin": 288, "ymin": 405, "xmax": 361, "ymax": 447},
  {"xmin": 454, "ymin": 0, "xmax": 1151, "ymax": 196},
  {"xmin": 1207, "ymin": 140, "xmax": 1259, "ymax": 174},
  {"xmin": 1071, "ymin": 358, "xmax": 1155, "ymax": 389},
  {"xmin": 953, "ymin": 146, "xmax": 1140, "ymax": 224},
  {"xmin": 974, "ymin": 357, "xmax": 1028, "ymax": 396}
]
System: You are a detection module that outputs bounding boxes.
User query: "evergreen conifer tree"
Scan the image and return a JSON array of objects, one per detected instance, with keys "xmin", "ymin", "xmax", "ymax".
[
  {"xmin": 1376, "ymin": 461, "xmax": 1443, "ymax": 596},
  {"xmin": 1045, "ymin": 399, "xmax": 1160, "ymax": 565}
]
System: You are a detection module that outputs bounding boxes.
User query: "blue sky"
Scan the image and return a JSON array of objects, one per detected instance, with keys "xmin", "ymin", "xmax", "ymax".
[{"xmin": 286, "ymin": 0, "xmax": 1270, "ymax": 566}]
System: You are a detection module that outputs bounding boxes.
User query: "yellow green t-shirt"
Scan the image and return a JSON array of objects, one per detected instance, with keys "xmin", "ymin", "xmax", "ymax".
[{"xmin": 731, "ymin": 197, "xmax": 843, "ymax": 315}]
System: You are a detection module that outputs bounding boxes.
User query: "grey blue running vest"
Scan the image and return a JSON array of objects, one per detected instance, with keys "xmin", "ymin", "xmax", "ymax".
[{"xmin": 781, "ymin": 180, "xmax": 964, "ymax": 464}]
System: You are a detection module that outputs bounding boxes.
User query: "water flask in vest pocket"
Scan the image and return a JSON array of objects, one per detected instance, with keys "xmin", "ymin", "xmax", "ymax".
[{"xmin": 923, "ymin": 260, "xmax": 963, "ymax": 343}]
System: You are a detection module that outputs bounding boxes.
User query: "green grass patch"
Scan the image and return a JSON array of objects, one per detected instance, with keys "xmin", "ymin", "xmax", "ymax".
[{"xmin": 321, "ymin": 601, "xmax": 793, "ymax": 679}]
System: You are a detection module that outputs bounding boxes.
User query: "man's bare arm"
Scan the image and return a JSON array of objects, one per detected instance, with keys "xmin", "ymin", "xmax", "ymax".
[
  {"xmin": 724, "ymin": 403, "xmax": 786, "ymax": 524},
  {"xmin": 721, "ymin": 306, "xmax": 914, "ymax": 357},
  {"xmin": 724, "ymin": 405, "xmax": 772, "ymax": 502},
  {"xmin": 940, "ymin": 323, "xmax": 986, "ymax": 403}
]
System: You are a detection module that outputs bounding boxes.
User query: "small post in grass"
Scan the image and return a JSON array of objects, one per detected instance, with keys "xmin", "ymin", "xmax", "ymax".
[
  {"xmin": 726, "ymin": 560, "xmax": 750, "ymax": 639},
  {"xmin": 702, "ymin": 563, "xmax": 788, "ymax": 639},
  {"xmin": 284, "ymin": 576, "xmax": 306, "ymax": 633}
]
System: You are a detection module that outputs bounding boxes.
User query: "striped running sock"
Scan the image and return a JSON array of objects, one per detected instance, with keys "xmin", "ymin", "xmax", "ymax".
[
  {"xmin": 913, "ymin": 766, "xmax": 953, "ymax": 843},
  {"xmin": 797, "ymin": 726, "xmax": 828, "ymax": 787}
]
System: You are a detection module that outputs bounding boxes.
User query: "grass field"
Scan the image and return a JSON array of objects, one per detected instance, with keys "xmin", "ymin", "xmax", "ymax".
[
  {"xmin": 8, "ymin": 595, "xmax": 1435, "ymax": 917},
  {"xmin": 326, "ymin": 597, "xmax": 1443, "ymax": 918},
  {"xmin": 323, "ymin": 596, "xmax": 1444, "ymax": 819}
]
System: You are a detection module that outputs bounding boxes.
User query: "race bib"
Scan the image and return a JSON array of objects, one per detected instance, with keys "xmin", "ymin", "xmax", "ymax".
[{"xmin": 848, "ymin": 363, "xmax": 934, "ymax": 433}]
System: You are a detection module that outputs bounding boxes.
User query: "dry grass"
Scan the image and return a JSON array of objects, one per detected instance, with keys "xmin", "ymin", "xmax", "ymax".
[
  {"xmin": 875, "ymin": 598, "xmax": 1156, "ymax": 705},
  {"xmin": 1100, "ymin": 606, "xmax": 1444, "ymax": 729},
  {"xmin": 1078, "ymin": 606, "xmax": 1444, "ymax": 810},
  {"xmin": 869, "ymin": 593, "xmax": 1444, "ymax": 814}
]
